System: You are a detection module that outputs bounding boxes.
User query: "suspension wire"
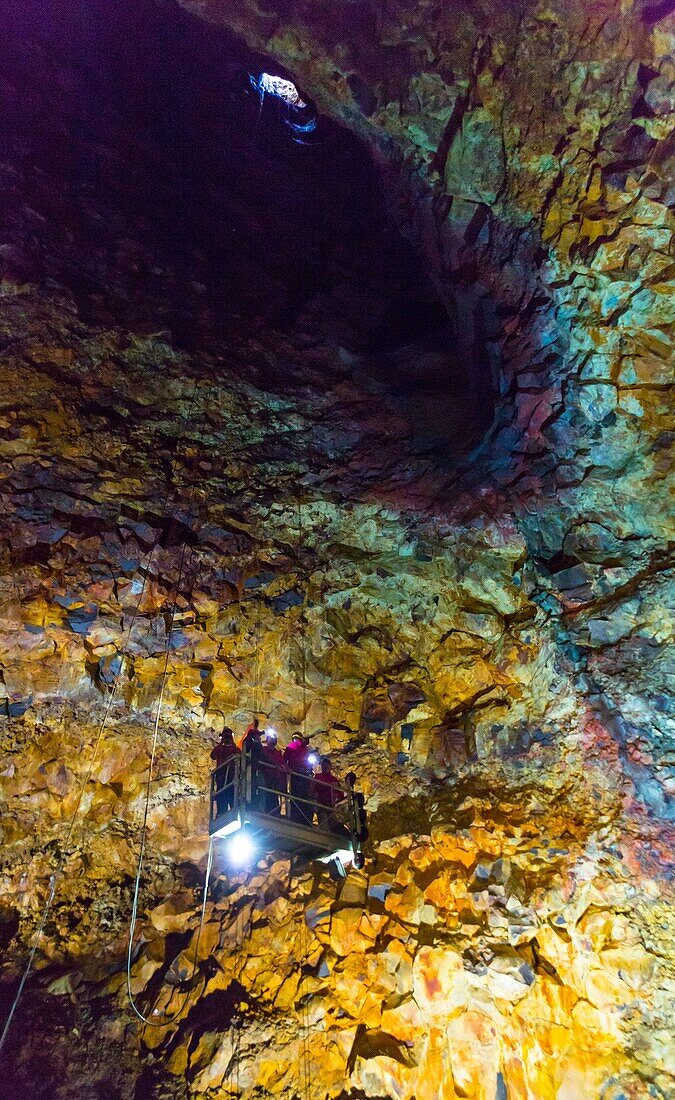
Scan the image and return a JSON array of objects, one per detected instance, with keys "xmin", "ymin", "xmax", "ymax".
[
  {"xmin": 232, "ymin": 579, "xmax": 262, "ymax": 751},
  {"xmin": 125, "ymin": 543, "xmax": 202, "ymax": 1028},
  {"xmin": 238, "ymin": 897, "xmax": 248, "ymax": 1097},
  {"xmin": 228, "ymin": 895, "xmax": 243, "ymax": 1096},
  {"xmin": 297, "ymin": 500, "xmax": 307, "ymax": 736},
  {"xmin": 126, "ymin": 382, "xmax": 216, "ymax": 1027},
  {"xmin": 252, "ymin": 596, "xmax": 261, "ymax": 717},
  {"xmin": 228, "ymin": 897, "xmax": 236, "ymax": 1095},
  {"xmin": 0, "ymin": 380, "xmax": 203, "ymax": 1058},
  {"xmin": 295, "ymin": 493, "xmax": 313, "ymax": 1100},
  {"xmin": 298, "ymin": 916, "xmax": 307, "ymax": 1100},
  {"xmin": 227, "ymin": 901, "xmax": 235, "ymax": 1096},
  {"xmin": 299, "ymin": 911, "xmax": 312, "ymax": 1100}
]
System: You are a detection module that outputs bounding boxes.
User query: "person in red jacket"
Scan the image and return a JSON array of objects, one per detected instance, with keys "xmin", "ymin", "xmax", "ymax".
[
  {"xmin": 210, "ymin": 728, "xmax": 239, "ymax": 814},
  {"xmin": 313, "ymin": 757, "xmax": 346, "ymax": 829},
  {"xmin": 260, "ymin": 730, "xmax": 287, "ymax": 816},
  {"xmin": 238, "ymin": 716, "xmax": 260, "ymax": 750}
]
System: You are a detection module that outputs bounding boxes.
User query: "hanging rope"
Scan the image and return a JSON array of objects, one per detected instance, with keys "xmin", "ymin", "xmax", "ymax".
[
  {"xmin": 227, "ymin": 889, "xmax": 245, "ymax": 1095},
  {"xmin": 0, "ymin": 874, "xmax": 56, "ymax": 1057},
  {"xmin": 127, "ymin": 837, "xmax": 214, "ymax": 1027},
  {"xmin": 0, "ymin": 427, "xmax": 194, "ymax": 1059}
]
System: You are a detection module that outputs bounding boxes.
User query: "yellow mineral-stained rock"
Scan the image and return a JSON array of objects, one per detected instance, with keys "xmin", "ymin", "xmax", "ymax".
[
  {"xmin": 385, "ymin": 882, "xmax": 428, "ymax": 926},
  {"xmin": 431, "ymin": 829, "xmax": 478, "ymax": 869},
  {"xmin": 447, "ymin": 1010, "xmax": 500, "ymax": 1099},
  {"xmin": 149, "ymin": 893, "xmax": 196, "ymax": 934},
  {"xmin": 413, "ymin": 945, "xmax": 468, "ymax": 1018}
]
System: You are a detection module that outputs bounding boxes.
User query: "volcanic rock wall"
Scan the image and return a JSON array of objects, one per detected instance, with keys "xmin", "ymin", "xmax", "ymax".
[{"xmin": 0, "ymin": 0, "xmax": 673, "ymax": 1098}]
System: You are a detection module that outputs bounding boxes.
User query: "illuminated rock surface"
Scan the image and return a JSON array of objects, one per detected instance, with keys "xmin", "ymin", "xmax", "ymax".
[{"xmin": 0, "ymin": 0, "xmax": 673, "ymax": 1097}]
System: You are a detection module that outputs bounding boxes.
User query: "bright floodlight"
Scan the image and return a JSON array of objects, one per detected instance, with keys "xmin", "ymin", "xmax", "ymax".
[
  {"xmin": 307, "ymin": 752, "xmax": 319, "ymax": 767},
  {"xmin": 228, "ymin": 830, "xmax": 255, "ymax": 866},
  {"xmin": 258, "ymin": 72, "xmax": 306, "ymax": 108},
  {"xmin": 318, "ymin": 848, "xmax": 354, "ymax": 871}
]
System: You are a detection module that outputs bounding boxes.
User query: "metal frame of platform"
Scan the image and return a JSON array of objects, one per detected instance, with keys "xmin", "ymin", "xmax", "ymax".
[{"xmin": 209, "ymin": 754, "xmax": 364, "ymax": 867}]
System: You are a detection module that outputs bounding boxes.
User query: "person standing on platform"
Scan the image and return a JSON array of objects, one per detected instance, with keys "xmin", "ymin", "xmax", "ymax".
[
  {"xmin": 239, "ymin": 715, "xmax": 260, "ymax": 749},
  {"xmin": 283, "ymin": 732, "xmax": 314, "ymax": 823},
  {"xmin": 312, "ymin": 757, "xmax": 345, "ymax": 829},
  {"xmin": 260, "ymin": 730, "xmax": 287, "ymax": 815},
  {"xmin": 210, "ymin": 728, "xmax": 239, "ymax": 815}
]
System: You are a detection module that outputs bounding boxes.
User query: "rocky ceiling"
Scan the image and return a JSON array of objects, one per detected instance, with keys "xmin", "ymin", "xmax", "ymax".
[{"xmin": 0, "ymin": 0, "xmax": 673, "ymax": 1098}]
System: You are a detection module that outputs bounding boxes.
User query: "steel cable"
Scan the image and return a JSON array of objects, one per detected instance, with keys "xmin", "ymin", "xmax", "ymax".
[
  {"xmin": 297, "ymin": 500, "xmax": 307, "ymax": 736},
  {"xmin": 126, "ymin": 391, "xmax": 211, "ymax": 1026}
]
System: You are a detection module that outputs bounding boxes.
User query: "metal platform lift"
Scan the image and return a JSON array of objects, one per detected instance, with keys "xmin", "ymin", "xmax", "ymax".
[{"xmin": 209, "ymin": 754, "xmax": 366, "ymax": 874}]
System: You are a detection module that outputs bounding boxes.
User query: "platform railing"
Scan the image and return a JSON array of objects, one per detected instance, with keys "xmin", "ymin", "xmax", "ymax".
[
  {"xmin": 209, "ymin": 758, "xmax": 241, "ymax": 823},
  {"xmin": 210, "ymin": 752, "xmax": 362, "ymax": 848}
]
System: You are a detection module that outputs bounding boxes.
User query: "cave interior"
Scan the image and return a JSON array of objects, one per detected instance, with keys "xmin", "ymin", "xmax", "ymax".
[{"xmin": 0, "ymin": 0, "xmax": 673, "ymax": 1097}]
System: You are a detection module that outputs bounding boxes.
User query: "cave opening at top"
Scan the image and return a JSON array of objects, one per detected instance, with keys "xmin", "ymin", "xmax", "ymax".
[{"xmin": 0, "ymin": 0, "xmax": 496, "ymax": 463}]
